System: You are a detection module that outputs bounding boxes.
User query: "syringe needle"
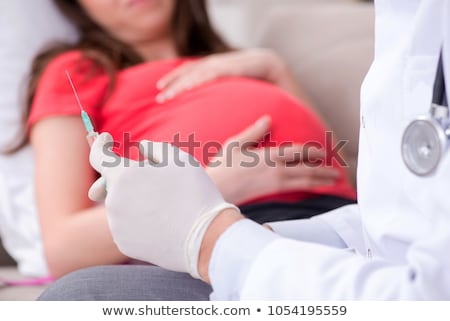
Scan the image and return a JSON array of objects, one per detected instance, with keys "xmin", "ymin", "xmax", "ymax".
[
  {"xmin": 65, "ymin": 70, "xmax": 99, "ymax": 147},
  {"xmin": 65, "ymin": 70, "xmax": 84, "ymax": 112}
]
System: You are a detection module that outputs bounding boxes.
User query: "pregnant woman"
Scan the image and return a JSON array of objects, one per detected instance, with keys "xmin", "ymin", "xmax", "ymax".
[{"xmin": 18, "ymin": 0, "xmax": 355, "ymax": 286}]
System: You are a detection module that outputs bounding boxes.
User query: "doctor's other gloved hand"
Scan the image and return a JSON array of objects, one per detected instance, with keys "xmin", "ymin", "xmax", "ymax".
[{"xmin": 88, "ymin": 133, "xmax": 239, "ymax": 279}]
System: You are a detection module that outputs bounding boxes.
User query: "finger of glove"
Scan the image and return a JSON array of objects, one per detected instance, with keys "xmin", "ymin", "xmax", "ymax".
[
  {"xmin": 105, "ymin": 167, "xmax": 188, "ymax": 273},
  {"xmin": 89, "ymin": 132, "xmax": 121, "ymax": 175},
  {"xmin": 139, "ymin": 140, "xmax": 194, "ymax": 166},
  {"xmin": 88, "ymin": 176, "xmax": 107, "ymax": 202}
]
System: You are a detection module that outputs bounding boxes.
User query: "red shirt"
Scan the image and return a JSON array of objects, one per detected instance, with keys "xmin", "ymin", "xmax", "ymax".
[{"xmin": 29, "ymin": 51, "xmax": 356, "ymax": 204}]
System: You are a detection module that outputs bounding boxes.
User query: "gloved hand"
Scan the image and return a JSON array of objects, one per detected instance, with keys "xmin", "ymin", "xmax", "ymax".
[{"xmin": 88, "ymin": 133, "xmax": 239, "ymax": 279}]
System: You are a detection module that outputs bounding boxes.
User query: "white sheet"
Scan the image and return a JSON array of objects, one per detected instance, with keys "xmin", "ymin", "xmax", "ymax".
[{"xmin": 0, "ymin": 0, "xmax": 76, "ymax": 276}]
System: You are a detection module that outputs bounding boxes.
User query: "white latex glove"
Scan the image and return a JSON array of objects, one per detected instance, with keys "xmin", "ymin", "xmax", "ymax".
[{"xmin": 88, "ymin": 133, "xmax": 239, "ymax": 279}]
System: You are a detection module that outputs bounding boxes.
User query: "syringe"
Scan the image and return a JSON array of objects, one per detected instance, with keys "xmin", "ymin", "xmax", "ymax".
[{"xmin": 65, "ymin": 71, "xmax": 99, "ymax": 146}]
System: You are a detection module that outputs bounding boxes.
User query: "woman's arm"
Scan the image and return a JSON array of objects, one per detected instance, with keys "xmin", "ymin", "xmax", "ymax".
[{"xmin": 31, "ymin": 117, "xmax": 128, "ymax": 278}]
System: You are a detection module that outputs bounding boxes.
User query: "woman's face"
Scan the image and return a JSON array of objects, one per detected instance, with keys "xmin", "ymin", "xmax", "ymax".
[{"xmin": 78, "ymin": 0, "xmax": 176, "ymax": 44}]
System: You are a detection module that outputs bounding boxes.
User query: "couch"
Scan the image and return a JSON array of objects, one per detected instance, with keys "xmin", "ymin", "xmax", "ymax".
[{"xmin": 0, "ymin": 0, "xmax": 374, "ymax": 300}]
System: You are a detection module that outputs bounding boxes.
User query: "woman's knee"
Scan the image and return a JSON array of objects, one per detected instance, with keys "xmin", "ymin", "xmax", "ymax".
[{"xmin": 38, "ymin": 265, "xmax": 212, "ymax": 301}]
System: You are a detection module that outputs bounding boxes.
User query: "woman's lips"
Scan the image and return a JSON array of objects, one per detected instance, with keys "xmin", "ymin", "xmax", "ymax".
[{"xmin": 126, "ymin": 0, "xmax": 154, "ymax": 8}]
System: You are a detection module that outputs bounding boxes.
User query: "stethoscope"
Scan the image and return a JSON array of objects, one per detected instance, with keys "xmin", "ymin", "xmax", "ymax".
[{"xmin": 402, "ymin": 53, "xmax": 450, "ymax": 176}]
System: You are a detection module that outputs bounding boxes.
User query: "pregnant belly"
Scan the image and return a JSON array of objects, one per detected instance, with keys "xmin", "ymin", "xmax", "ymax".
[
  {"xmin": 146, "ymin": 78, "xmax": 326, "ymax": 162},
  {"xmin": 115, "ymin": 78, "xmax": 356, "ymax": 203}
]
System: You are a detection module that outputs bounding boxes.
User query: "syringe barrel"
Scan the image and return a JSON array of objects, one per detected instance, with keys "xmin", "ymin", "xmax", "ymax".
[{"xmin": 81, "ymin": 111, "xmax": 95, "ymax": 133}]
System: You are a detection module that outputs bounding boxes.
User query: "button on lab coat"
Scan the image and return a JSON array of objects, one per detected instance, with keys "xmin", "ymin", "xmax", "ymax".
[{"xmin": 210, "ymin": 0, "xmax": 450, "ymax": 300}]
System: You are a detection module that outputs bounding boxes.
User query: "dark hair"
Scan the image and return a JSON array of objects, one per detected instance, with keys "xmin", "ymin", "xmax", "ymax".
[{"xmin": 7, "ymin": 0, "xmax": 230, "ymax": 153}]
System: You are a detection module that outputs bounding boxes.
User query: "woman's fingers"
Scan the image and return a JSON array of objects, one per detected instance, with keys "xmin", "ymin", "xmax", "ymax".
[
  {"xmin": 156, "ymin": 61, "xmax": 219, "ymax": 103},
  {"xmin": 282, "ymin": 164, "xmax": 340, "ymax": 179},
  {"xmin": 157, "ymin": 62, "xmax": 196, "ymax": 90},
  {"xmin": 157, "ymin": 71, "xmax": 214, "ymax": 103},
  {"xmin": 156, "ymin": 62, "xmax": 198, "ymax": 103},
  {"xmin": 269, "ymin": 144, "xmax": 325, "ymax": 164},
  {"xmin": 282, "ymin": 175, "xmax": 337, "ymax": 191},
  {"xmin": 279, "ymin": 165, "xmax": 340, "ymax": 191}
]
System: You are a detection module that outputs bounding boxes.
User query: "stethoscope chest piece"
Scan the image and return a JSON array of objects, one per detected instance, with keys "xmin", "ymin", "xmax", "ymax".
[
  {"xmin": 402, "ymin": 52, "xmax": 449, "ymax": 176},
  {"xmin": 402, "ymin": 116, "xmax": 447, "ymax": 176}
]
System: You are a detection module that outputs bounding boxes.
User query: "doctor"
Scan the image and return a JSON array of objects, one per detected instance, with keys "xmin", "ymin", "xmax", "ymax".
[{"xmin": 44, "ymin": 0, "xmax": 450, "ymax": 300}]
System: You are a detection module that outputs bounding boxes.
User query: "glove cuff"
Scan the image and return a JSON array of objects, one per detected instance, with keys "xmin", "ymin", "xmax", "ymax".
[{"xmin": 185, "ymin": 203, "xmax": 240, "ymax": 279}]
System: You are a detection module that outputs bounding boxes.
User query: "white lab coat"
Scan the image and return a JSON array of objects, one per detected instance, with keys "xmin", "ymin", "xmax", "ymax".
[{"xmin": 235, "ymin": 0, "xmax": 450, "ymax": 299}]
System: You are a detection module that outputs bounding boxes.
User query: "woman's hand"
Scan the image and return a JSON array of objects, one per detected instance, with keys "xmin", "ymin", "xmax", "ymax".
[
  {"xmin": 156, "ymin": 49, "xmax": 286, "ymax": 103},
  {"xmin": 206, "ymin": 116, "xmax": 341, "ymax": 205}
]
